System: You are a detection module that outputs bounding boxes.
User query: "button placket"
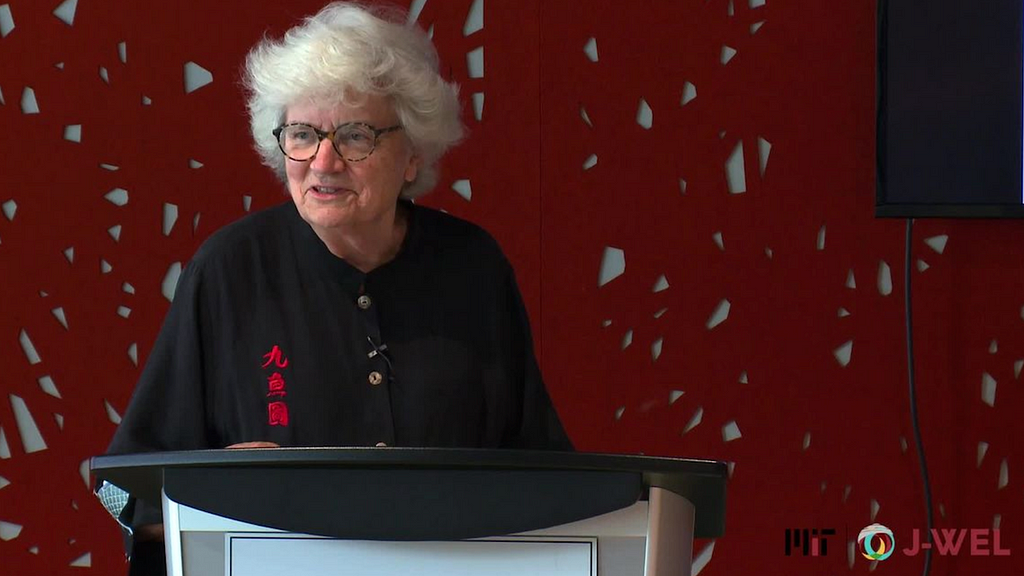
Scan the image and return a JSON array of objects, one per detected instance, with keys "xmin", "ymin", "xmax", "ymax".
[{"xmin": 356, "ymin": 279, "xmax": 394, "ymax": 445}]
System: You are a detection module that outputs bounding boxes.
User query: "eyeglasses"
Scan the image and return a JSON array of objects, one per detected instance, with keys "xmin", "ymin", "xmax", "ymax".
[{"xmin": 272, "ymin": 122, "xmax": 404, "ymax": 163}]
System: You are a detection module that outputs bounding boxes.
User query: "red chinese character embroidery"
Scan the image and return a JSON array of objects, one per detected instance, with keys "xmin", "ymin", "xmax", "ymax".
[
  {"xmin": 261, "ymin": 345, "xmax": 289, "ymax": 368},
  {"xmin": 266, "ymin": 372, "xmax": 286, "ymax": 397},
  {"xmin": 267, "ymin": 402, "xmax": 289, "ymax": 426}
]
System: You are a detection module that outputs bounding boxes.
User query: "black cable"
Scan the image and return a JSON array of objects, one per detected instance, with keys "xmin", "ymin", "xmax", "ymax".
[
  {"xmin": 366, "ymin": 335, "xmax": 396, "ymax": 381},
  {"xmin": 905, "ymin": 217, "xmax": 933, "ymax": 576}
]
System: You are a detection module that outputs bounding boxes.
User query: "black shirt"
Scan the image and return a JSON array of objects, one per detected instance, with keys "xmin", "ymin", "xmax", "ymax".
[{"xmin": 109, "ymin": 199, "xmax": 571, "ymax": 454}]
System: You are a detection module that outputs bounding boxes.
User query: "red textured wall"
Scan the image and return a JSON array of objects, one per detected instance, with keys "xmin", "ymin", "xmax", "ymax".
[{"xmin": 0, "ymin": 1, "xmax": 1020, "ymax": 574}]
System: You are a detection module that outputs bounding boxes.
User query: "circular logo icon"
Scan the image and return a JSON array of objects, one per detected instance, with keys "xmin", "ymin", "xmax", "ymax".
[{"xmin": 858, "ymin": 524, "xmax": 895, "ymax": 561}]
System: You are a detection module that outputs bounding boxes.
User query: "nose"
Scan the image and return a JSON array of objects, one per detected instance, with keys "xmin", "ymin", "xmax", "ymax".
[{"xmin": 309, "ymin": 137, "xmax": 346, "ymax": 173}]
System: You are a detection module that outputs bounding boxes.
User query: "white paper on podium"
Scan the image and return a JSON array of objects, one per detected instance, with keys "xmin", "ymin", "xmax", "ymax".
[{"xmin": 225, "ymin": 534, "xmax": 597, "ymax": 576}]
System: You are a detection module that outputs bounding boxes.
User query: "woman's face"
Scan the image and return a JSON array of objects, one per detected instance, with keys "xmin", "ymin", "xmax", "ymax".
[{"xmin": 282, "ymin": 94, "xmax": 419, "ymax": 234}]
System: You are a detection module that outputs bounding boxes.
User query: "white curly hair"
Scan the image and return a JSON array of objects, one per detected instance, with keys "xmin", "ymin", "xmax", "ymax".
[{"xmin": 243, "ymin": 2, "xmax": 464, "ymax": 198}]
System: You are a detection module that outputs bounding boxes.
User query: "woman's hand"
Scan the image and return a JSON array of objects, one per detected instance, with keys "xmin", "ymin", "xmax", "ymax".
[{"xmin": 226, "ymin": 441, "xmax": 281, "ymax": 449}]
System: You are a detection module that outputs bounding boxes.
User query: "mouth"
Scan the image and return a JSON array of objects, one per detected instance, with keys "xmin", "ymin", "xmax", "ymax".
[{"xmin": 306, "ymin": 185, "xmax": 354, "ymax": 198}]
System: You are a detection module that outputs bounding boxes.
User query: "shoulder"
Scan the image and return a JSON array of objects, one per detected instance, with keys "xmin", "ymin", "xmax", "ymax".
[
  {"xmin": 409, "ymin": 203, "xmax": 510, "ymax": 272},
  {"xmin": 188, "ymin": 201, "xmax": 296, "ymax": 273}
]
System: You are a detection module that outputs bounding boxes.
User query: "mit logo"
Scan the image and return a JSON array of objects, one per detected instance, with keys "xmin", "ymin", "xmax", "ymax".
[{"xmin": 785, "ymin": 528, "xmax": 837, "ymax": 556}]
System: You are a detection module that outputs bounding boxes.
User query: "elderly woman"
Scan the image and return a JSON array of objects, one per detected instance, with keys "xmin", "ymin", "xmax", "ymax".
[{"xmin": 106, "ymin": 2, "xmax": 571, "ymax": 573}]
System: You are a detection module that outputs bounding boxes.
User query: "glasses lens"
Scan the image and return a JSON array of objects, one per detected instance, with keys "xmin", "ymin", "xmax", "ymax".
[
  {"xmin": 279, "ymin": 125, "xmax": 319, "ymax": 160},
  {"xmin": 334, "ymin": 124, "xmax": 376, "ymax": 161}
]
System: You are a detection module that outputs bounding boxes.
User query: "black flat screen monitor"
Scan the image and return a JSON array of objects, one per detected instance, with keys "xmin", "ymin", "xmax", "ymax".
[{"xmin": 877, "ymin": 0, "xmax": 1024, "ymax": 218}]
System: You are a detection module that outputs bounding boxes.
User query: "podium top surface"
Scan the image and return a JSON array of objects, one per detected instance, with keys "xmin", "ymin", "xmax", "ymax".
[
  {"xmin": 92, "ymin": 448, "xmax": 728, "ymax": 539},
  {"xmin": 93, "ymin": 446, "xmax": 724, "ymax": 476}
]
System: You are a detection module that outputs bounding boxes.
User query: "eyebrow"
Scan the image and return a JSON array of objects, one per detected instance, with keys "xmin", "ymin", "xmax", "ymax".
[{"xmin": 285, "ymin": 120, "xmax": 376, "ymax": 127}]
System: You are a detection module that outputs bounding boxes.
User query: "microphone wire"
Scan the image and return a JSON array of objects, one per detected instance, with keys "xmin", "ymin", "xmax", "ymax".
[{"xmin": 905, "ymin": 217, "xmax": 933, "ymax": 576}]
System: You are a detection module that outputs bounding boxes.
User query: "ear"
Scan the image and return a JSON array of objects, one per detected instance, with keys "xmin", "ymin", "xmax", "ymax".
[{"xmin": 403, "ymin": 153, "xmax": 422, "ymax": 183}]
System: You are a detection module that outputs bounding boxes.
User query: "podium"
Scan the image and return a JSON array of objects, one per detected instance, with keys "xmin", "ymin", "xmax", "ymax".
[{"xmin": 91, "ymin": 448, "xmax": 727, "ymax": 576}]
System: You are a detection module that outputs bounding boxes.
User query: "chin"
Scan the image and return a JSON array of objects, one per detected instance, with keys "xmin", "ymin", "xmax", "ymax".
[{"xmin": 298, "ymin": 204, "xmax": 356, "ymax": 230}]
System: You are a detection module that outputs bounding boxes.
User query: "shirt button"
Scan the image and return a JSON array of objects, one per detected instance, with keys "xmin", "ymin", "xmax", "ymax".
[
  {"xmin": 375, "ymin": 442, "xmax": 388, "ymax": 447},
  {"xmin": 368, "ymin": 371, "xmax": 383, "ymax": 386},
  {"xmin": 357, "ymin": 295, "xmax": 372, "ymax": 310}
]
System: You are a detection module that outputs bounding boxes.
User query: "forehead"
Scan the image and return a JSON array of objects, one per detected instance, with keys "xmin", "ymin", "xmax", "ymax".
[{"xmin": 285, "ymin": 93, "xmax": 396, "ymax": 126}]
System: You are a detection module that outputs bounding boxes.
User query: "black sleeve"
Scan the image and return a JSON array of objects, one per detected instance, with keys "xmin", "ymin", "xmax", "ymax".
[
  {"xmin": 107, "ymin": 260, "xmax": 213, "ymax": 455},
  {"xmin": 502, "ymin": 267, "xmax": 574, "ymax": 451},
  {"xmin": 104, "ymin": 261, "xmax": 213, "ymax": 576}
]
